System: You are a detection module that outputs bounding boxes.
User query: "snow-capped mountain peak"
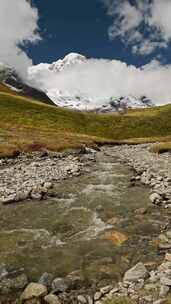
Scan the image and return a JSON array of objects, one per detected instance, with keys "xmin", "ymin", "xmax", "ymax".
[
  {"xmin": 49, "ymin": 53, "xmax": 87, "ymax": 73},
  {"xmin": 27, "ymin": 53, "xmax": 154, "ymax": 112}
]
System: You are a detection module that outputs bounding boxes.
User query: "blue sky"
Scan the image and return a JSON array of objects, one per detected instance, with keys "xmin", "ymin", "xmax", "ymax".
[
  {"xmin": 26, "ymin": 0, "xmax": 171, "ymax": 66},
  {"xmin": 1, "ymin": 0, "xmax": 171, "ymax": 105}
]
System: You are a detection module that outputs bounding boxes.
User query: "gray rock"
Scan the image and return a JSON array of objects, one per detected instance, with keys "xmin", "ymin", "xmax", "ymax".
[
  {"xmin": 142, "ymin": 295, "xmax": 153, "ymax": 302},
  {"xmin": 94, "ymin": 292, "xmax": 102, "ymax": 301},
  {"xmin": 44, "ymin": 182, "xmax": 53, "ymax": 189},
  {"xmin": 109, "ymin": 287, "xmax": 120, "ymax": 294},
  {"xmin": 51, "ymin": 278, "xmax": 68, "ymax": 293},
  {"xmin": 160, "ymin": 276, "xmax": 171, "ymax": 286},
  {"xmin": 31, "ymin": 191, "xmax": 42, "ymax": 200},
  {"xmin": 123, "ymin": 262, "xmax": 148, "ymax": 282},
  {"xmin": 159, "ymin": 285, "xmax": 170, "ymax": 297},
  {"xmin": 77, "ymin": 295, "xmax": 87, "ymax": 304},
  {"xmin": 0, "ymin": 264, "xmax": 8, "ymax": 280},
  {"xmin": 158, "ymin": 243, "xmax": 171, "ymax": 250},
  {"xmin": 100, "ymin": 285, "xmax": 113, "ymax": 295},
  {"xmin": 149, "ymin": 193, "xmax": 162, "ymax": 204},
  {"xmin": 66, "ymin": 271, "xmax": 84, "ymax": 289},
  {"xmin": 38, "ymin": 272, "xmax": 53, "ymax": 288},
  {"xmin": 86, "ymin": 295, "xmax": 93, "ymax": 304},
  {"xmin": 166, "ymin": 231, "xmax": 171, "ymax": 239},
  {"xmin": 1, "ymin": 194, "xmax": 16, "ymax": 204}
]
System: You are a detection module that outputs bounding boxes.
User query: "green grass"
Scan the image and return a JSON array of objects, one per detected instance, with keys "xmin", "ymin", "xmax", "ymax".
[{"xmin": 0, "ymin": 91, "xmax": 171, "ymax": 156}]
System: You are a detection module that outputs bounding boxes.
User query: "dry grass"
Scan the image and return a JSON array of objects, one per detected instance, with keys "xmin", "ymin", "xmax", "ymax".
[
  {"xmin": 0, "ymin": 91, "xmax": 171, "ymax": 157},
  {"xmin": 150, "ymin": 142, "xmax": 171, "ymax": 154}
]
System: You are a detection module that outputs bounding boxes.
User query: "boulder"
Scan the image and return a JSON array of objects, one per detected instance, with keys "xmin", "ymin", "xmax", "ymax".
[
  {"xmin": 123, "ymin": 262, "xmax": 148, "ymax": 282},
  {"xmin": 38, "ymin": 272, "xmax": 53, "ymax": 288},
  {"xmin": 51, "ymin": 278, "xmax": 68, "ymax": 293},
  {"xmin": 21, "ymin": 283, "xmax": 47, "ymax": 301}
]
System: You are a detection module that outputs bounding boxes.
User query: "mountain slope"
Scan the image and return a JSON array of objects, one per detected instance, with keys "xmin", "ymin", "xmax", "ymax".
[
  {"xmin": 0, "ymin": 63, "xmax": 54, "ymax": 105},
  {"xmin": 0, "ymin": 91, "xmax": 170, "ymax": 157}
]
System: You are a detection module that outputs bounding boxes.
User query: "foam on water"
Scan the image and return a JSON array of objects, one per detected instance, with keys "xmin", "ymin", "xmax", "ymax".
[{"xmin": 67, "ymin": 209, "xmax": 112, "ymax": 241}]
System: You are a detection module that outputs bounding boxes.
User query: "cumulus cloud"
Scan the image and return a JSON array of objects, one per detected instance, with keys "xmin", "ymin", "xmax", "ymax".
[
  {"xmin": 101, "ymin": 0, "xmax": 171, "ymax": 55},
  {"xmin": 28, "ymin": 57, "xmax": 171, "ymax": 105},
  {"xmin": 0, "ymin": 0, "xmax": 40, "ymax": 77}
]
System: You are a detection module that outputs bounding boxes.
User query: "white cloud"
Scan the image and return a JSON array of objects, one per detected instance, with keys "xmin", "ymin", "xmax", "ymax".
[
  {"xmin": 101, "ymin": 0, "xmax": 171, "ymax": 55},
  {"xmin": 28, "ymin": 56, "xmax": 171, "ymax": 105},
  {"xmin": 0, "ymin": 0, "xmax": 40, "ymax": 77}
]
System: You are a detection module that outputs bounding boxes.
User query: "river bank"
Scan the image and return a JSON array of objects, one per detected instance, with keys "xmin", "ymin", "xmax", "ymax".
[
  {"xmin": 0, "ymin": 144, "xmax": 171, "ymax": 304},
  {"xmin": 0, "ymin": 147, "xmax": 96, "ymax": 204}
]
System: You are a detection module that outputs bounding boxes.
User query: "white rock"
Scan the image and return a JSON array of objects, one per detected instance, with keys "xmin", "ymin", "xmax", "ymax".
[{"xmin": 123, "ymin": 262, "xmax": 148, "ymax": 282}]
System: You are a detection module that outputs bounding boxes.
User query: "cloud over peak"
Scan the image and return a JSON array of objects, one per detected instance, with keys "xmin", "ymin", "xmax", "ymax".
[{"xmin": 101, "ymin": 0, "xmax": 171, "ymax": 55}]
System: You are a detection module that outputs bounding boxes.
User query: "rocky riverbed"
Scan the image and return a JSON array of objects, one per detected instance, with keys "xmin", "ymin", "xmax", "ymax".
[
  {"xmin": 0, "ymin": 144, "xmax": 171, "ymax": 304},
  {"xmin": 104, "ymin": 144, "xmax": 171, "ymax": 208},
  {"xmin": 0, "ymin": 148, "xmax": 95, "ymax": 204}
]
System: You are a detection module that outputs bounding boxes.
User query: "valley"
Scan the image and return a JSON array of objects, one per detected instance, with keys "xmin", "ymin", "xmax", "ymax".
[
  {"xmin": 1, "ymin": 1, "xmax": 171, "ymax": 303},
  {"xmin": 0, "ymin": 88, "xmax": 171, "ymax": 304}
]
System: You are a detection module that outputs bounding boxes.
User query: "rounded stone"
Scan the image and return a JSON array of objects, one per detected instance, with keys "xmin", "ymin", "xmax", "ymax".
[
  {"xmin": 21, "ymin": 283, "xmax": 48, "ymax": 301},
  {"xmin": 44, "ymin": 294, "xmax": 61, "ymax": 304}
]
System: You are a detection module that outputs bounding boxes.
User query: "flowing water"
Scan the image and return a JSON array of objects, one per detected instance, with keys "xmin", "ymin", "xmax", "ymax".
[{"xmin": 0, "ymin": 149, "xmax": 167, "ymax": 284}]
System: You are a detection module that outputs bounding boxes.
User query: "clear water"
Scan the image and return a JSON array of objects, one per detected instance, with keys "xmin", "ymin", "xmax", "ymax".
[{"xmin": 0, "ymin": 149, "xmax": 167, "ymax": 284}]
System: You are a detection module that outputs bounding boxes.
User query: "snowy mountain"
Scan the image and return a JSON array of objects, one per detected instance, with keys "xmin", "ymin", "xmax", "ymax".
[
  {"xmin": 0, "ymin": 54, "xmax": 154, "ymax": 111},
  {"xmin": 49, "ymin": 53, "xmax": 86, "ymax": 72},
  {"xmin": 27, "ymin": 53, "xmax": 154, "ymax": 112},
  {"xmin": 0, "ymin": 63, "xmax": 53, "ymax": 105}
]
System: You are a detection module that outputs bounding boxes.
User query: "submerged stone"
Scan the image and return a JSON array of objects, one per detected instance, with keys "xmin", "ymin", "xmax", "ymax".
[{"xmin": 103, "ymin": 231, "xmax": 128, "ymax": 246}]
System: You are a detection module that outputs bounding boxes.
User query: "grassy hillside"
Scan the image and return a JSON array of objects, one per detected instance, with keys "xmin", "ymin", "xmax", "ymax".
[
  {"xmin": 0, "ymin": 83, "xmax": 17, "ymax": 95},
  {"xmin": 0, "ymin": 91, "xmax": 171, "ymax": 157}
]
